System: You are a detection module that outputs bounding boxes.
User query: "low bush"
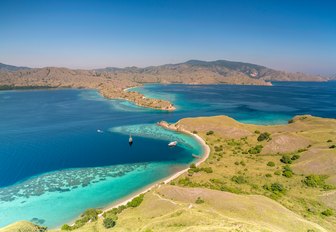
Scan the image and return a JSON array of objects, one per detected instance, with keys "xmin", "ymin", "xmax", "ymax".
[
  {"xmin": 267, "ymin": 161, "xmax": 275, "ymax": 167},
  {"xmin": 280, "ymin": 155, "xmax": 292, "ymax": 164},
  {"xmin": 303, "ymin": 175, "xmax": 327, "ymax": 188},
  {"xmin": 195, "ymin": 197, "xmax": 204, "ymax": 204},
  {"xmin": 257, "ymin": 132, "xmax": 271, "ymax": 141},
  {"xmin": 103, "ymin": 218, "xmax": 116, "ymax": 228},
  {"xmin": 291, "ymin": 154, "xmax": 300, "ymax": 160},
  {"xmin": 274, "ymin": 170, "xmax": 281, "ymax": 176},
  {"xmin": 127, "ymin": 194, "xmax": 144, "ymax": 208},
  {"xmin": 248, "ymin": 145, "xmax": 263, "ymax": 154},
  {"xmin": 254, "ymin": 130, "xmax": 260, "ymax": 134},
  {"xmin": 329, "ymin": 145, "xmax": 336, "ymax": 149},
  {"xmin": 265, "ymin": 173, "xmax": 272, "ymax": 178},
  {"xmin": 192, "ymin": 130, "xmax": 198, "ymax": 134},
  {"xmin": 61, "ymin": 224, "xmax": 71, "ymax": 231},
  {"xmin": 231, "ymin": 175, "xmax": 247, "ymax": 184},
  {"xmin": 321, "ymin": 209, "xmax": 333, "ymax": 216},
  {"xmin": 206, "ymin": 130, "xmax": 214, "ymax": 135},
  {"xmin": 327, "ymin": 139, "xmax": 332, "ymax": 143},
  {"xmin": 282, "ymin": 165, "xmax": 294, "ymax": 178},
  {"xmin": 263, "ymin": 182, "xmax": 286, "ymax": 195}
]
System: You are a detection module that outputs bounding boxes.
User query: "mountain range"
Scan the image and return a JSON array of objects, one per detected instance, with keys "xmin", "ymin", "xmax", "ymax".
[{"xmin": 0, "ymin": 60, "xmax": 328, "ymax": 91}]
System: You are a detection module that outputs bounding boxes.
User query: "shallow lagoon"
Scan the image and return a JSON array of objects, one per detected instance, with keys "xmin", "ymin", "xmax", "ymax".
[{"xmin": 0, "ymin": 82, "xmax": 335, "ymax": 228}]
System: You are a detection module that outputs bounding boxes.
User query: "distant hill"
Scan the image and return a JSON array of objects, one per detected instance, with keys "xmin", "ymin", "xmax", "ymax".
[
  {"xmin": 0, "ymin": 63, "xmax": 30, "ymax": 72},
  {"xmin": 97, "ymin": 59, "xmax": 327, "ymax": 82}
]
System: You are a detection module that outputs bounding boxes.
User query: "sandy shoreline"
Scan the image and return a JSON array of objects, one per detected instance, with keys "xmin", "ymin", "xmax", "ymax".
[{"xmin": 98, "ymin": 125, "xmax": 210, "ymax": 216}]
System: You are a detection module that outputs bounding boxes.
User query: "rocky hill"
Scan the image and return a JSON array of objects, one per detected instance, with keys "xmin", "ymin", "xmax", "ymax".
[
  {"xmin": 98, "ymin": 59, "xmax": 327, "ymax": 83},
  {"xmin": 0, "ymin": 60, "xmax": 327, "ymax": 110}
]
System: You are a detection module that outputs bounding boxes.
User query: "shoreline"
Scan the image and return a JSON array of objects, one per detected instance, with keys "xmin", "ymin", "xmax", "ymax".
[{"xmin": 97, "ymin": 124, "xmax": 210, "ymax": 217}]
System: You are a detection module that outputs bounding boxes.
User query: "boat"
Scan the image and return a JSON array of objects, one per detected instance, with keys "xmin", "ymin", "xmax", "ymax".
[
  {"xmin": 97, "ymin": 129, "xmax": 103, "ymax": 133},
  {"xmin": 168, "ymin": 141, "xmax": 177, "ymax": 147},
  {"xmin": 129, "ymin": 134, "xmax": 133, "ymax": 146}
]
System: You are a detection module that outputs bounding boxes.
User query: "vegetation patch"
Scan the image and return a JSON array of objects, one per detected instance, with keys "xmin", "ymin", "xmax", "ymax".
[
  {"xmin": 206, "ymin": 130, "xmax": 214, "ymax": 135},
  {"xmin": 195, "ymin": 197, "xmax": 205, "ymax": 204},
  {"xmin": 257, "ymin": 132, "xmax": 271, "ymax": 141},
  {"xmin": 263, "ymin": 182, "xmax": 286, "ymax": 196},
  {"xmin": 248, "ymin": 145, "xmax": 263, "ymax": 154},
  {"xmin": 282, "ymin": 165, "xmax": 294, "ymax": 178},
  {"xmin": 61, "ymin": 208, "xmax": 102, "ymax": 230},
  {"xmin": 231, "ymin": 175, "xmax": 247, "ymax": 184},
  {"xmin": 267, "ymin": 161, "xmax": 275, "ymax": 167},
  {"xmin": 302, "ymin": 175, "xmax": 334, "ymax": 190},
  {"xmin": 280, "ymin": 155, "xmax": 292, "ymax": 164}
]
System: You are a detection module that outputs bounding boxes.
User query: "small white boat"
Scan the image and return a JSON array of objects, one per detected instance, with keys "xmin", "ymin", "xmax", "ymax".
[
  {"xmin": 97, "ymin": 129, "xmax": 103, "ymax": 133},
  {"xmin": 129, "ymin": 134, "xmax": 133, "ymax": 146},
  {"xmin": 168, "ymin": 141, "xmax": 177, "ymax": 147}
]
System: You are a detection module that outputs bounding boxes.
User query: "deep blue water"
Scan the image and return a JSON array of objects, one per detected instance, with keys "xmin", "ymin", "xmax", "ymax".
[
  {"xmin": 0, "ymin": 81, "xmax": 335, "ymax": 228},
  {"xmin": 132, "ymin": 81, "xmax": 336, "ymax": 124}
]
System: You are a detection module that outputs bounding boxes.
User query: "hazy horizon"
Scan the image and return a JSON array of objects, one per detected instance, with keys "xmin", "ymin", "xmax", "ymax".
[{"xmin": 1, "ymin": 0, "xmax": 335, "ymax": 75}]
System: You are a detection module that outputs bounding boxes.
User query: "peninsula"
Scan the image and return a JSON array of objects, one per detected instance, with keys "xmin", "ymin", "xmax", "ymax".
[{"xmin": 0, "ymin": 60, "xmax": 327, "ymax": 111}]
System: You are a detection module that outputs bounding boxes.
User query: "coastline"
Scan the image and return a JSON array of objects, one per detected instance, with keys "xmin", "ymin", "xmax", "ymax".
[{"xmin": 97, "ymin": 124, "xmax": 210, "ymax": 218}]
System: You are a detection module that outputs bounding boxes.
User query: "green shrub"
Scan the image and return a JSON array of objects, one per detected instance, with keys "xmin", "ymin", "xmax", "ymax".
[
  {"xmin": 303, "ymin": 175, "xmax": 327, "ymax": 188},
  {"xmin": 61, "ymin": 224, "xmax": 71, "ymax": 230},
  {"xmin": 195, "ymin": 197, "xmax": 204, "ymax": 204},
  {"xmin": 127, "ymin": 194, "xmax": 144, "ymax": 208},
  {"xmin": 206, "ymin": 130, "xmax": 214, "ymax": 135},
  {"xmin": 329, "ymin": 145, "xmax": 336, "ymax": 149},
  {"xmin": 103, "ymin": 217, "xmax": 116, "ymax": 228},
  {"xmin": 267, "ymin": 161, "xmax": 275, "ymax": 167},
  {"xmin": 263, "ymin": 182, "xmax": 286, "ymax": 195},
  {"xmin": 257, "ymin": 132, "xmax": 271, "ymax": 141},
  {"xmin": 190, "ymin": 163, "xmax": 196, "ymax": 169},
  {"xmin": 291, "ymin": 154, "xmax": 300, "ymax": 160},
  {"xmin": 81, "ymin": 208, "xmax": 101, "ymax": 222},
  {"xmin": 321, "ymin": 209, "xmax": 333, "ymax": 216},
  {"xmin": 192, "ymin": 130, "xmax": 198, "ymax": 134},
  {"xmin": 282, "ymin": 165, "xmax": 293, "ymax": 178},
  {"xmin": 248, "ymin": 145, "xmax": 263, "ymax": 154},
  {"xmin": 231, "ymin": 175, "xmax": 247, "ymax": 184},
  {"xmin": 234, "ymin": 161, "xmax": 239, "ymax": 165},
  {"xmin": 297, "ymin": 148, "xmax": 307, "ymax": 153},
  {"xmin": 274, "ymin": 170, "xmax": 281, "ymax": 176},
  {"xmin": 265, "ymin": 173, "xmax": 272, "ymax": 178},
  {"xmin": 327, "ymin": 139, "xmax": 332, "ymax": 143},
  {"xmin": 288, "ymin": 119, "xmax": 294, "ymax": 124},
  {"xmin": 254, "ymin": 130, "xmax": 260, "ymax": 134},
  {"xmin": 280, "ymin": 155, "xmax": 292, "ymax": 164},
  {"xmin": 240, "ymin": 160, "xmax": 246, "ymax": 166},
  {"xmin": 282, "ymin": 170, "xmax": 293, "ymax": 178}
]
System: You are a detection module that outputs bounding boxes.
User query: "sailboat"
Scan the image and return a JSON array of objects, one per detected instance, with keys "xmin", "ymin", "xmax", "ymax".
[{"xmin": 129, "ymin": 134, "xmax": 133, "ymax": 146}]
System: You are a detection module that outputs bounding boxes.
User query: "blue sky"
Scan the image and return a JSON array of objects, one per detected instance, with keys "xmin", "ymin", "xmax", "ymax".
[{"xmin": 0, "ymin": 0, "xmax": 335, "ymax": 75}]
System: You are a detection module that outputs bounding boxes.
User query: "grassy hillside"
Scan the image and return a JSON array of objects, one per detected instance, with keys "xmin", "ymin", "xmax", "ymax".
[{"xmin": 5, "ymin": 115, "xmax": 336, "ymax": 231}]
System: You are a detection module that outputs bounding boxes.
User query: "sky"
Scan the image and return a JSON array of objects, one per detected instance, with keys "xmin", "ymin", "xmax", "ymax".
[{"xmin": 0, "ymin": 0, "xmax": 335, "ymax": 75}]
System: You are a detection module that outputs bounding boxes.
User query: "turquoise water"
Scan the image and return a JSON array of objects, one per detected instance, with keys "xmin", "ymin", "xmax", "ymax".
[{"xmin": 1, "ymin": 82, "xmax": 335, "ymax": 228}]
